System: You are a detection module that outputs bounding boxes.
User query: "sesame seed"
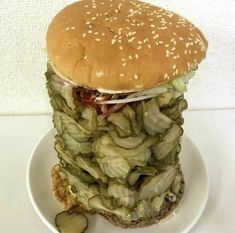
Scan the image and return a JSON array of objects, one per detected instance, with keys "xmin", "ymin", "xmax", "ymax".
[
  {"xmin": 96, "ymin": 71, "xmax": 104, "ymax": 78},
  {"xmin": 95, "ymin": 38, "xmax": 101, "ymax": 42},
  {"xmin": 119, "ymin": 46, "xmax": 123, "ymax": 50},
  {"xmin": 101, "ymin": 33, "xmax": 105, "ymax": 36},
  {"xmin": 128, "ymin": 37, "xmax": 136, "ymax": 42},
  {"xmin": 149, "ymin": 18, "xmax": 154, "ymax": 22},
  {"xmin": 153, "ymin": 34, "xmax": 159, "ymax": 39},
  {"xmin": 129, "ymin": 55, "xmax": 133, "ymax": 60},
  {"xmin": 88, "ymin": 30, "xmax": 93, "ymax": 34},
  {"xmin": 137, "ymin": 46, "xmax": 142, "ymax": 50},
  {"xmin": 84, "ymin": 5, "xmax": 89, "ymax": 8},
  {"xmin": 88, "ymin": 25, "xmax": 92, "ymax": 28},
  {"xmin": 120, "ymin": 73, "xmax": 125, "ymax": 77},
  {"xmin": 91, "ymin": 17, "xmax": 96, "ymax": 20},
  {"xmin": 164, "ymin": 74, "xmax": 170, "ymax": 80},
  {"xmin": 147, "ymin": 44, "xmax": 151, "ymax": 49},
  {"xmin": 135, "ymin": 53, "xmax": 139, "ymax": 59},
  {"xmin": 121, "ymin": 58, "xmax": 126, "ymax": 61},
  {"xmin": 86, "ymin": 12, "xmax": 91, "ymax": 14},
  {"xmin": 179, "ymin": 37, "xmax": 184, "ymax": 41},
  {"xmin": 122, "ymin": 63, "xmax": 127, "ymax": 67},
  {"xmin": 184, "ymin": 50, "xmax": 188, "ymax": 54},
  {"xmin": 65, "ymin": 27, "xmax": 70, "ymax": 31},
  {"xmin": 92, "ymin": 5, "xmax": 96, "ymax": 8},
  {"xmin": 165, "ymin": 44, "xmax": 169, "ymax": 47},
  {"xmin": 82, "ymin": 33, "xmax": 87, "ymax": 38},
  {"xmin": 71, "ymin": 26, "xmax": 75, "ymax": 30},
  {"xmin": 152, "ymin": 31, "xmax": 156, "ymax": 34},
  {"xmin": 150, "ymin": 24, "xmax": 156, "ymax": 28},
  {"xmin": 86, "ymin": 21, "xmax": 90, "ymax": 25},
  {"xmin": 173, "ymin": 64, "xmax": 176, "ymax": 69},
  {"xmin": 159, "ymin": 41, "xmax": 164, "ymax": 44},
  {"xmin": 143, "ymin": 38, "xmax": 149, "ymax": 43},
  {"xmin": 84, "ymin": 55, "xmax": 88, "ymax": 60},
  {"xmin": 194, "ymin": 50, "xmax": 198, "ymax": 54},
  {"xmin": 111, "ymin": 39, "xmax": 117, "ymax": 45},
  {"xmin": 134, "ymin": 74, "xmax": 139, "ymax": 80},
  {"xmin": 172, "ymin": 47, "xmax": 176, "ymax": 51}
]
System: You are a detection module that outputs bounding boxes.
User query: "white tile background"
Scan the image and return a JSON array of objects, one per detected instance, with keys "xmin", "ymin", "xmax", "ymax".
[{"xmin": 1, "ymin": 0, "xmax": 235, "ymax": 114}]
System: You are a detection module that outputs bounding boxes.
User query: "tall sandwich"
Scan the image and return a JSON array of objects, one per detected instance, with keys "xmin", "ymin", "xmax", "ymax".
[{"xmin": 45, "ymin": 0, "xmax": 208, "ymax": 229}]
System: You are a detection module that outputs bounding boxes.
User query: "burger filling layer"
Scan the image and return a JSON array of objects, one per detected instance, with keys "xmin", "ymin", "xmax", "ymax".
[{"xmin": 46, "ymin": 64, "xmax": 194, "ymax": 222}]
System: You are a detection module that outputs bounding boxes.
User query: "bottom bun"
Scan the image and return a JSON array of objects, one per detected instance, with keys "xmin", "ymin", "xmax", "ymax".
[{"xmin": 51, "ymin": 165, "xmax": 185, "ymax": 228}]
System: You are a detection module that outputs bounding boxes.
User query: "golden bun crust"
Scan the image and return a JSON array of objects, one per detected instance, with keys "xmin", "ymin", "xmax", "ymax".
[{"xmin": 46, "ymin": 0, "xmax": 208, "ymax": 93}]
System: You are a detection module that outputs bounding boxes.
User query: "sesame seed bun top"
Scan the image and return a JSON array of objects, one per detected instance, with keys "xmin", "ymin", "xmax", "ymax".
[{"xmin": 46, "ymin": 0, "xmax": 208, "ymax": 93}]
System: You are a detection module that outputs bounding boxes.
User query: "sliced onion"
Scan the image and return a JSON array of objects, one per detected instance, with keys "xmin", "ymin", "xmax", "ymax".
[
  {"xmin": 96, "ymin": 94, "xmax": 159, "ymax": 105},
  {"xmin": 96, "ymin": 86, "xmax": 167, "ymax": 105}
]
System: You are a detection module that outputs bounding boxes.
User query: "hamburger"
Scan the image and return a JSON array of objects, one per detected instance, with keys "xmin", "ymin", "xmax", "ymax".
[{"xmin": 45, "ymin": 0, "xmax": 208, "ymax": 229}]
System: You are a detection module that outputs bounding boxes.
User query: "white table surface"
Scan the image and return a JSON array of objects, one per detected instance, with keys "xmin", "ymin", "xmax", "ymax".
[{"xmin": 0, "ymin": 110, "xmax": 235, "ymax": 233}]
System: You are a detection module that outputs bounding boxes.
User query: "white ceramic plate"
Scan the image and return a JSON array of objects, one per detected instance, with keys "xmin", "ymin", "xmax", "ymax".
[{"xmin": 27, "ymin": 128, "xmax": 209, "ymax": 233}]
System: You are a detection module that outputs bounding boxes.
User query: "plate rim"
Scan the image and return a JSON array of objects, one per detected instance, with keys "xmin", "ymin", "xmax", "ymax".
[
  {"xmin": 27, "ymin": 128, "xmax": 209, "ymax": 233},
  {"xmin": 27, "ymin": 128, "xmax": 58, "ymax": 233}
]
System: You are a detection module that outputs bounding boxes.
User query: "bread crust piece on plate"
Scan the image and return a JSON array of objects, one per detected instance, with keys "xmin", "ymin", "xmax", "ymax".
[{"xmin": 51, "ymin": 165, "xmax": 185, "ymax": 228}]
